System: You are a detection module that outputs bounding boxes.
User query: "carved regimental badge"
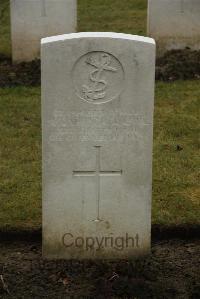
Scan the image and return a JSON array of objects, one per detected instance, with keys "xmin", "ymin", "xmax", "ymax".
[{"xmin": 73, "ymin": 51, "xmax": 124, "ymax": 104}]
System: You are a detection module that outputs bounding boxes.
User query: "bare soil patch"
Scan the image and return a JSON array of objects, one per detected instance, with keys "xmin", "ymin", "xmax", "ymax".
[
  {"xmin": 156, "ymin": 49, "xmax": 200, "ymax": 81},
  {"xmin": 0, "ymin": 55, "xmax": 40, "ymax": 87},
  {"xmin": 0, "ymin": 239, "xmax": 199, "ymax": 298},
  {"xmin": 0, "ymin": 49, "xmax": 200, "ymax": 87}
]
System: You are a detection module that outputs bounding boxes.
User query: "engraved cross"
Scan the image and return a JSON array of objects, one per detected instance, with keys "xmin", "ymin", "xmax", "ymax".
[
  {"xmin": 73, "ymin": 146, "xmax": 122, "ymax": 222},
  {"xmin": 41, "ymin": 0, "xmax": 46, "ymax": 17},
  {"xmin": 180, "ymin": 0, "xmax": 184, "ymax": 13}
]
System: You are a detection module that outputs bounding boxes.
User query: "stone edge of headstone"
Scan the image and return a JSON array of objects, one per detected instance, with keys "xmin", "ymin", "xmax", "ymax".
[{"xmin": 41, "ymin": 32, "xmax": 155, "ymax": 46}]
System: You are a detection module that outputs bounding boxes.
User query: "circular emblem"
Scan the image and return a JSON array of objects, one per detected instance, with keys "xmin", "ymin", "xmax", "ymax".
[{"xmin": 72, "ymin": 51, "xmax": 124, "ymax": 104}]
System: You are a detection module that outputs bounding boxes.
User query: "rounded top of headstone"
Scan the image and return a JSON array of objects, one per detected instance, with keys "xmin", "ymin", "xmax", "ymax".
[{"xmin": 41, "ymin": 32, "xmax": 155, "ymax": 46}]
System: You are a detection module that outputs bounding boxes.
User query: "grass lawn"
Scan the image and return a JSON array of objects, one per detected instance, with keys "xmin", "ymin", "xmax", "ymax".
[
  {"xmin": 0, "ymin": 0, "xmax": 11, "ymax": 56},
  {"xmin": 0, "ymin": 88, "xmax": 41, "ymax": 230},
  {"xmin": 78, "ymin": 0, "xmax": 147, "ymax": 35},
  {"xmin": 0, "ymin": 82, "xmax": 199, "ymax": 231}
]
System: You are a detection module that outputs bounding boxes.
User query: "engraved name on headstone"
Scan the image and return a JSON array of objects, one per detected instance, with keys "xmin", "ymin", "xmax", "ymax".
[{"xmin": 42, "ymin": 32, "xmax": 155, "ymax": 259}]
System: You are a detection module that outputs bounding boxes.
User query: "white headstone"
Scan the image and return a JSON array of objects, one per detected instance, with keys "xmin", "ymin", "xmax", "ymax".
[
  {"xmin": 42, "ymin": 32, "xmax": 155, "ymax": 259},
  {"xmin": 148, "ymin": 0, "xmax": 200, "ymax": 55},
  {"xmin": 10, "ymin": 0, "xmax": 77, "ymax": 62}
]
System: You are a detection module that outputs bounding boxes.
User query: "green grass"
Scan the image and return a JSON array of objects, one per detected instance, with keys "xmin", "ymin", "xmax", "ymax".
[
  {"xmin": 153, "ymin": 81, "xmax": 200, "ymax": 225},
  {"xmin": 0, "ymin": 0, "xmax": 11, "ymax": 57},
  {"xmin": 0, "ymin": 82, "xmax": 199, "ymax": 230},
  {"xmin": 78, "ymin": 0, "xmax": 147, "ymax": 35},
  {"xmin": 0, "ymin": 88, "xmax": 41, "ymax": 230},
  {"xmin": 0, "ymin": 0, "xmax": 147, "ymax": 58}
]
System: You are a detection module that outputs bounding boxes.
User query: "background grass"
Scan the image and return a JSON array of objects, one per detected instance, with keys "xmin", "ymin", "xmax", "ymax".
[
  {"xmin": 0, "ymin": 0, "xmax": 11, "ymax": 57},
  {"xmin": 0, "ymin": 88, "xmax": 41, "ymax": 230},
  {"xmin": 0, "ymin": 0, "xmax": 199, "ymax": 230},
  {"xmin": 78, "ymin": 0, "xmax": 147, "ymax": 35},
  {"xmin": 153, "ymin": 81, "xmax": 200, "ymax": 225}
]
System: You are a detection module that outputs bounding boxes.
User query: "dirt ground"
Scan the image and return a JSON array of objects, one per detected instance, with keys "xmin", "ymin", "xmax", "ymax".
[
  {"xmin": 0, "ymin": 49, "xmax": 200, "ymax": 87},
  {"xmin": 0, "ymin": 55, "xmax": 40, "ymax": 87},
  {"xmin": 156, "ymin": 49, "xmax": 200, "ymax": 81},
  {"xmin": 0, "ymin": 239, "xmax": 199, "ymax": 299}
]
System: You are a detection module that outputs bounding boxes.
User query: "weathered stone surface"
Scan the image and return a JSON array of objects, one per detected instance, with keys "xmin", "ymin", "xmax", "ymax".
[
  {"xmin": 10, "ymin": 0, "xmax": 77, "ymax": 62},
  {"xmin": 42, "ymin": 32, "xmax": 155, "ymax": 259},
  {"xmin": 148, "ymin": 0, "xmax": 200, "ymax": 55}
]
